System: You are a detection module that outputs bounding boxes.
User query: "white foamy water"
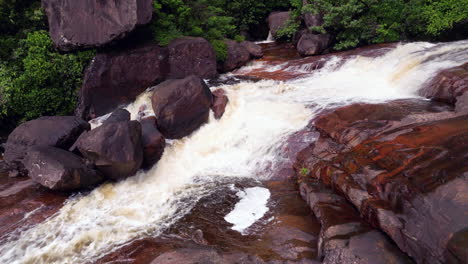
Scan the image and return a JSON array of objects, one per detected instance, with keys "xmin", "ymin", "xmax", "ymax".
[
  {"xmin": 1, "ymin": 40, "xmax": 467, "ymax": 264},
  {"xmin": 224, "ymin": 187, "xmax": 271, "ymax": 234}
]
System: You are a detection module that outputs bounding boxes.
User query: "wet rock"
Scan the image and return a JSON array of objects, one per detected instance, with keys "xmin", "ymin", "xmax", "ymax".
[
  {"xmin": 299, "ymin": 179, "xmax": 412, "ymax": 264},
  {"xmin": 42, "ymin": 0, "xmax": 152, "ymax": 51},
  {"xmin": 295, "ymin": 99, "xmax": 468, "ymax": 264},
  {"xmin": 456, "ymin": 92, "xmax": 468, "ymax": 113},
  {"xmin": 4, "ymin": 116, "xmax": 90, "ymax": 171},
  {"xmin": 76, "ymin": 44, "xmax": 168, "ymax": 120},
  {"xmin": 241, "ymin": 41, "xmax": 264, "ymax": 58},
  {"xmin": 419, "ymin": 63, "xmax": 468, "ymax": 105},
  {"xmin": 151, "ymin": 76, "xmax": 213, "ymax": 139},
  {"xmin": 150, "ymin": 248, "xmax": 266, "ymax": 264},
  {"xmin": 140, "ymin": 117, "xmax": 165, "ymax": 168},
  {"xmin": 24, "ymin": 146, "xmax": 104, "ymax": 191},
  {"xmin": 219, "ymin": 40, "xmax": 252, "ymax": 73},
  {"xmin": 75, "ymin": 121, "xmax": 143, "ymax": 180},
  {"xmin": 211, "ymin": 89, "xmax": 229, "ymax": 120},
  {"xmin": 297, "ymin": 33, "xmax": 330, "ymax": 57},
  {"xmin": 268, "ymin": 12, "xmax": 291, "ymax": 39},
  {"xmin": 167, "ymin": 37, "xmax": 217, "ymax": 79},
  {"xmin": 103, "ymin": 109, "xmax": 131, "ymax": 125}
]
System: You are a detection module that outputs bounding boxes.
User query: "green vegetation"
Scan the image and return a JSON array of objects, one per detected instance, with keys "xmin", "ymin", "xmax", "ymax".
[
  {"xmin": 280, "ymin": 0, "xmax": 468, "ymax": 50},
  {"xmin": 300, "ymin": 168, "xmax": 310, "ymax": 176}
]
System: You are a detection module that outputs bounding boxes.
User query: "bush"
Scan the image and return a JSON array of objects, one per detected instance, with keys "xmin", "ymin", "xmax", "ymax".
[{"xmin": 1, "ymin": 31, "xmax": 94, "ymax": 122}]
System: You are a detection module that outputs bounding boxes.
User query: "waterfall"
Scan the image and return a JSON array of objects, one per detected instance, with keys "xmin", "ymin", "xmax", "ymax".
[{"xmin": 0, "ymin": 40, "xmax": 467, "ymax": 264}]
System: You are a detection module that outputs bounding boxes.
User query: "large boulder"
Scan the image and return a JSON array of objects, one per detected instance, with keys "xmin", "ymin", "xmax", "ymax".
[
  {"xmin": 42, "ymin": 0, "xmax": 153, "ymax": 51},
  {"xmin": 297, "ymin": 33, "xmax": 330, "ymax": 57},
  {"xmin": 24, "ymin": 146, "xmax": 104, "ymax": 191},
  {"xmin": 268, "ymin": 12, "xmax": 291, "ymax": 39},
  {"xmin": 140, "ymin": 117, "xmax": 166, "ymax": 168},
  {"xmin": 76, "ymin": 44, "xmax": 168, "ymax": 120},
  {"xmin": 75, "ymin": 121, "xmax": 143, "ymax": 180},
  {"xmin": 151, "ymin": 76, "xmax": 213, "ymax": 139},
  {"xmin": 167, "ymin": 37, "xmax": 217, "ymax": 79},
  {"xmin": 240, "ymin": 41, "xmax": 263, "ymax": 58},
  {"xmin": 4, "ymin": 116, "xmax": 90, "ymax": 170},
  {"xmin": 103, "ymin": 109, "xmax": 131, "ymax": 125},
  {"xmin": 219, "ymin": 40, "xmax": 251, "ymax": 73},
  {"xmin": 302, "ymin": 0, "xmax": 323, "ymax": 29},
  {"xmin": 211, "ymin": 89, "xmax": 229, "ymax": 120}
]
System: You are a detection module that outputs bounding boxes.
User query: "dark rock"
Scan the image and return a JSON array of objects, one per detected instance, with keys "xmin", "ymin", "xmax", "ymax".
[
  {"xmin": 303, "ymin": 13, "xmax": 323, "ymax": 30},
  {"xmin": 75, "ymin": 121, "xmax": 143, "ymax": 181},
  {"xmin": 419, "ymin": 63, "xmax": 468, "ymax": 104},
  {"xmin": 241, "ymin": 41, "xmax": 264, "ymax": 58},
  {"xmin": 140, "ymin": 117, "xmax": 165, "ymax": 168},
  {"xmin": 299, "ymin": 179, "xmax": 412, "ymax": 264},
  {"xmin": 211, "ymin": 89, "xmax": 229, "ymax": 119},
  {"xmin": 456, "ymin": 92, "xmax": 468, "ymax": 114},
  {"xmin": 42, "ymin": 0, "xmax": 153, "ymax": 51},
  {"xmin": 151, "ymin": 76, "xmax": 213, "ymax": 139},
  {"xmin": 103, "ymin": 109, "xmax": 131, "ymax": 124},
  {"xmin": 4, "ymin": 116, "xmax": 90, "ymax": 170},
  {"xmin": 150, "ymin": 248, "xmax": 266, "ymax": 264},
  {"xmin": 76, "ymin": 44, "xmax": 168, "ymax": 120},
  {"xmin": 219, "ymin": 40, "xmax": 251, "ymax": 73},
  {"xmin": 24, "ymin": 146, "xmax": 104, "ymax": 191},
  {"xmin": 167, "ymin": 37, "xmax": 217, "ymax": 79},
  {"xmin": 295, "ymin": 99, "xmax": 468, "ymax": 264},
  {"xmin": 268, "ymin": 12, "xmax": 291, "ymax": 39},
  {"xmin": 297, "ymin": 33, "xmax": 330, "ymax": 57}
]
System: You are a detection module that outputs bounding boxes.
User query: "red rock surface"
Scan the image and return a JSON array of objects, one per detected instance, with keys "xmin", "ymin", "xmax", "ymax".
[{"xmin": 294, "ymin": 99, "xmax": 468, "ymax": 263}]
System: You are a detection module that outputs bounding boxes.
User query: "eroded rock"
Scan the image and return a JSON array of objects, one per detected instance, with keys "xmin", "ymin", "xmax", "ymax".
[
  {"xmin": 168, "ymin": 37, "xmax": 217, "ymax": 79},
  {"xmin": 42, "ymin": 0, "xmax": 153, "ymax": 51},
  {"xmin": 297, "ymin": 33, "xmax": 330, "ymax": 57},
  {"xmin": 211, "ymin": 89, "xmax": 229, "ymax": 120},
  {"xmin": 140, "ymin": 117, "xmax": 165, "ymax": 168},
  {"xmin": 151, "ymin": 76, "xmax": 213, "ymax": 139},
  {"xmin": 219, "ymin": 40, "xmax": 251, "ymax": 73},
  {"xmin": 24, "ymin": 146, "xmax": 104, "ymax": 191},
  {"xmin": 76, "ymin": 44, "xmax": 168, "ymax": 120},
  {"xmin": 103, "ymin": 109, "xmax": 131, "ymax": 125},
  {"xmin": 241, "ymin": 41, "xmax": 264, "ymax": 58},
  {"xmin": 268, "ymin": 12, "xmax": 291, "ymax": 39},
  {"xmin": 4, "ymin": 116, "xmax": 90, "ymax": 171},
  {"xmin": 75, "ymin": 121, "xmax": 143, "ymax": 180}
]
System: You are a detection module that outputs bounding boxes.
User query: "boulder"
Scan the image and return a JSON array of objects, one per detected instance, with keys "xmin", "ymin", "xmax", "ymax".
[
  {"xmin": 4, "ymin": 116, "xmax": 90, "ymax": 170},
  {"xmin": 42, "ymin": 0, "xmax": 153, "ymax": 51},
  {"xmin": 303, "ymin": 13, "xmax": 323, "ymax": 30},
  {"xmin": 240, "ymin": 41, "xmax": 263, "ymax": 58},
  {"xmin": 151, "ymin": 76, "xmax": 213, "ymax": 139},
  {"xmin": 103, "ymin": 109, "xmax": 131, "ymax": 125},
  {"xmin": 219, "ymin": 40, "xmax": 251, "ymax": 73},
  {"xmin": 419, "ymin": 62, "xmax": 468, "ymax": 113},
  {"xmin": 297, "ymin": 33, "xmax": 330, "ymax": 57},
  {"xmin": 76, "ymin": 44, "xmax": 168, "ymax": 120},
  {"xmin": 268, "ymin": 12, "xmax": 291, "ymax": 38},
  {"xmin": 211, "ymin": 89, "xmax": 229, "ymax": 120},
  {"xmin": 295, "ymin": 99, "xmax": 468, "ymax": 264},
  {"xmin": 75, "ymin": 121, "xmax": 143, "ymax": 180},
  {"xmin": 167, "ymin": 37, "xmax": 217, "ymax": 79},
  {"xmin": 24, "ymin": 146, "xmax": 104, "ymax": 191},
  {"xmin": 140, "ymin": 117, "xmax": 166, "ymax": 168}
]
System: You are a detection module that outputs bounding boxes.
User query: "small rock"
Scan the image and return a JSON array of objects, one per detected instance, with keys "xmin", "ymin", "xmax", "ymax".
[
  {"xmin": 211, "ymin": 89, "xmax": 229, "ymax": 119},
  {"xmin": 103, "ymin": 109, "xmax": 131, "ymax": 124},
  {"xmin": 297, "ymin": 33, "xmax": 330, "ymax": 57},
  {"xmin": 140, "ymin": 117, "xmax": 166, "ymax": 168}
]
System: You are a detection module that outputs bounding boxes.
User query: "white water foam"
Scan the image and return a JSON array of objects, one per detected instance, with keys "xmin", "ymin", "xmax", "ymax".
[
  {"xmin": 1, "ymin": 40, "xmax": 467, "ymax": 264},
  {"xmin": 224, "ymin": 187, "xmax": 271, "ymax": 234}
]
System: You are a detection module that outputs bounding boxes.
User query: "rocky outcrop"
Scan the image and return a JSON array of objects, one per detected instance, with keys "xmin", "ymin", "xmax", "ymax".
[
  {"xmin": 297, "ymin": 33, "xmax": 330, "ymax": 57},
  {"xmin": 219, "ymin": 40, "xmax": 251, "ymax": 73},
  {"xmin": 300, "ymin": 179, "xmax": 412, "ymax": 264},
  {"xmin": 140, "ymin": 117, "xmax": 165, "ymax": 168},
  {"xmin": 268, "ymin": 12, "xmax": 291, "ymax": 39},
  {"xmin": 4, "ymin": 116, "xmax": 90, "ymax": 171},
  {"xmin": 211, "ymin": 89, "xmax": 229, "ymax": 120},
  {"xmin": 76, "ymin": 44, "xmax": 168, "ymax": 120},
  {"xmin": 419, "ymin": 62, "xmax": 468, "ymax": 113},
  {"xmin": 150, "ymin": 248, "xmax": 267, "ymax": 264},
  {"xmin": 241, "ymin": 41, "xmax": 264, "ymax": 58},
  {"xmin": 151, "ymin": 76, "xmax": 213, "ymax": 139},
  {"xmin": 302, "ymin": 0, "xmax": 323, "ymax": 29},
  {"xmin": 24, "ymin": 146, "xmax": 104, "ymax": 191},
  {"xmin": 42, "ymin": 0, "xmax": 153, "ymax": 51},
  {"xmin": 167, "ymin": 37, "xmax": 217, "ymax": 79},
  {"xmin": 103, "ymin": 109, "xmax": 131, "ymax": 125},
  {"xmin": 74, "ymin": 121, "xmax": 143, "ymax": 180},
  {"xmin": 295, "ymin": 99, "xmax": 467, "ymax": 264}
]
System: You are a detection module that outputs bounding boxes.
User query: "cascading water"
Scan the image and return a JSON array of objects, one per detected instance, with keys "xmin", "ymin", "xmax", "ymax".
[{"xmin": 1, "ymin": 40, "xmax": 467, "ymax": 264}]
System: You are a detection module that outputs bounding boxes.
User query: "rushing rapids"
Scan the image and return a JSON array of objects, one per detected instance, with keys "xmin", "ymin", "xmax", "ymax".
[{"xmin": 1, "ymin": 40, "xmax": 467, "ymax": 263}]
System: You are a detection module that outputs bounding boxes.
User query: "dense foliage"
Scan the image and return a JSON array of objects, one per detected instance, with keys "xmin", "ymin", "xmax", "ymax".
[{"xmin": 281, "ymin": 0, "xmax": 468, "ymax": 50}]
